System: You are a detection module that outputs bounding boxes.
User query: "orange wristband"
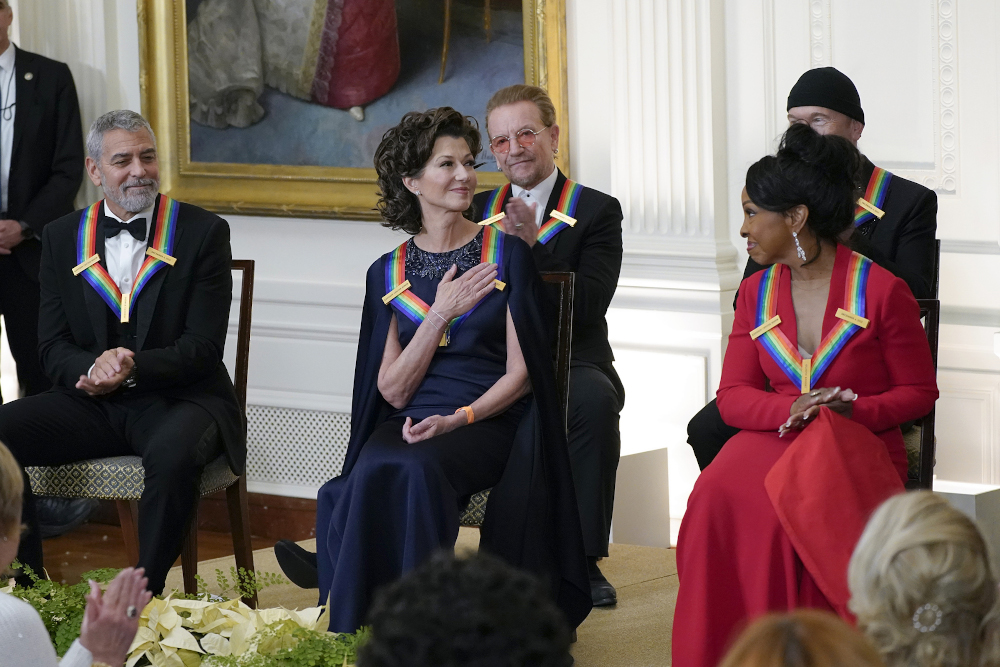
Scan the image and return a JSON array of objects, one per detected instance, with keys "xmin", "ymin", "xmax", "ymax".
[{"xmin": 455, "ymin": 406, "xmax": 475, "ymax": 424}]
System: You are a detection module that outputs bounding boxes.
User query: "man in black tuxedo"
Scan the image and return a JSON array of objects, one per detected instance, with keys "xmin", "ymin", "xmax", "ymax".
[
  {"xmin": 687, "ymin": 67, "xmax": 938, "ymax": 471},
  {"xmin": 0, "ymin": 1, "xmax": 84, "ymax": 398},
  {"xmin": 0, "ymin": 110, "xmax": 244, "ymax": 594},
  {"xmin": 473, "ymin": 85, "xmax": 624, "ymax": 607}
]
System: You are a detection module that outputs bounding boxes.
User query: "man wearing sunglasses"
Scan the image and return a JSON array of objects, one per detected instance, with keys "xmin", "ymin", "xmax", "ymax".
[{"xmin": 474, "ymin": 84, "xmax": 625, "ymax": 608}]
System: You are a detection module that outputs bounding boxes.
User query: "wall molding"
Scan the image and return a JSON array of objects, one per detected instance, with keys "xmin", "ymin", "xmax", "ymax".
[
  {"xmin": 940, "ymin": 239, "xmax": 1000, "ymax": 255},
  {"xmin": 809, "ymin": 0, "xmax": 832, "ymax": 66},
  {"xmin": 248, "ymin": 390, "xmax": 352, "ymax": 413},
  {"xmin": 941, "ymin": 305, "xmax": 1000, "ymax": 329}
]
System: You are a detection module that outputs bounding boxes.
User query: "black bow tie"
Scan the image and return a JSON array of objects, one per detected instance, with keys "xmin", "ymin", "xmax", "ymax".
[{"xmin": 102, "ymin": 216, "xmax": 147, "ymax": 242}]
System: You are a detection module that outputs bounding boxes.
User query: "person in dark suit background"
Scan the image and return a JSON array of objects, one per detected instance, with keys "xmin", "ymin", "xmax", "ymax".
[
  {"xmin": 687, "ymin": 67, "xmax": 938, "ymax": 472},
  {"xmin": 0, "ymin": 1, "xmax": 91, "ymax": 537},
  {"xmin": 473, "ymin": 85, "xmax": 625, "ymax": 608},
  {"xmin": 0, "ymin": 110, "xmax": 243, "ymax": 594}
]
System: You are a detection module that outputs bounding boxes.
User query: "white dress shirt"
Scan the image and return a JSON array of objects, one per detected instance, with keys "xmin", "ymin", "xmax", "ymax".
[
  {"xmin": 103, "ymin": 200, "xmax": 154, "ymax": 294},
  {"xmin": 511, "ymin": 166, "xmax": 558, "ymax": 228},
  {"xmin": 0, "ymin": 592, "xmax": 93, "ymax": 666},
  {"xmin": 0, "ymin": 44, "xmax": 16, "ymax": 213}
]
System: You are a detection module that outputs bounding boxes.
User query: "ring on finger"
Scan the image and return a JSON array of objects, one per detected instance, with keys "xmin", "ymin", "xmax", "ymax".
[
  {"xmin": 127, "ymin": 605, "xmax": 137, "ymax": 618},
  {"xmin": 809, "ymin": 390, "xmax": 820, "ymax": 397},
  {"xmin": 514, "ymin": 223, "xmax": 524, "ymax": 229}
]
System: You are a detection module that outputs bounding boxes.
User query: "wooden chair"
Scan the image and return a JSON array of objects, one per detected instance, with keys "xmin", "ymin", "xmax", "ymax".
[
  {"xmin": 459, "ymin": 271, "xmax": 575, "ymax": 525},
  {"xmin": 25, "ymin": 260, "xmax": 258, "ymax": 606},
  {"xmin": 904, "ymin": 298, "xmax": 940, "ymax": 490}
]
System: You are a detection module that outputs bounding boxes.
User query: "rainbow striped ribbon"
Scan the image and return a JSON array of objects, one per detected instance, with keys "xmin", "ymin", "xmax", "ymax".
[
  {"xmin": 854, "ymin": 166, "xmax": 892, "ymax": 227},
  {"xmin": 536, "ymin": 179, "xmax": 583, "ymax": 244},
  {"xmin": 384, "ymin": 226, "xmax": 504, "ymax": 345},
  {"xmin": 754, "ymin": 252, "xmax": 872, "ymax": 393},
  {"xmin": 76, "ymin": 196, "xmax": 179, "ymax": 322},
  {"xmin": 480, "ymin": 179, "xmax": 584, "ymax": 244}
]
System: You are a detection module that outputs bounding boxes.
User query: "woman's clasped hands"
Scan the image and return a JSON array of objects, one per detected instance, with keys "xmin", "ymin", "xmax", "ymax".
[
  {"xmin": 429, "ymin": 262, "xmax": 498, "ymax": 323},
  {"xmin": 779, "ymin": 386, "xmax": 857, "ymax": 437}
]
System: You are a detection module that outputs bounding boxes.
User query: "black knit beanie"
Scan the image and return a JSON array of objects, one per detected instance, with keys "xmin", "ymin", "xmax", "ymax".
[{"xmin": 786, "ymin": 67, "xmax": 864, "ymax": 124}]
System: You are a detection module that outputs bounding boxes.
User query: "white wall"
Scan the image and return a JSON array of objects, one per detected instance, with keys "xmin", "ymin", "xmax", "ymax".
[{"xmin": 14, "ymin": 1, "xmax": 1000, "ymax": 537}]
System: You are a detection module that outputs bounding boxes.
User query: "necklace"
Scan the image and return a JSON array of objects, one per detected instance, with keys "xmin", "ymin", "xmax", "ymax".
[{"xmin": 790, "ymin": 277, "xmax": 831, "ymax": 292}]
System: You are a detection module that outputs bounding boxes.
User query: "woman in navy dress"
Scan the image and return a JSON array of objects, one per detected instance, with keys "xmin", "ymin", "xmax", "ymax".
[{"xmin": 276, "ymin": 108, "xmax": 591, "ymax": 633}]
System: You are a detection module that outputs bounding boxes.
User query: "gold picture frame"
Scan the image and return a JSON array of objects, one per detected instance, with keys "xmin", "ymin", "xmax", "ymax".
[{"xmin": 138, "ymin": 0, "xmax": 569, "ymax": 220}]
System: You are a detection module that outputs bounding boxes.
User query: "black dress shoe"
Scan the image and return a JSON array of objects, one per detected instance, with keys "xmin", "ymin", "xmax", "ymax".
[
  {"xmin": 36, "ymin": 497, "xmax": 99, "ymax": 539},
  {"xmin": 274, "ymin": 540, "xmax": 319, "ymax": 589},
  {"xmin": 588, "ymin": 558, "xmax": 617, "ymax": 607}
]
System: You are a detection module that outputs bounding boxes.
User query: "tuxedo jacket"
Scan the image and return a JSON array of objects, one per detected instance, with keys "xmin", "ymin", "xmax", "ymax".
[
  {"xmin": 8, "ymin": 46, "xmax": 85, "ymax": 280},
  {"xmin": 742, "ymin": 157, "xmax": 938, "ymax": 300},
  {"xmin": 38, "ymin": 196, "xmax": 246, "ymax": 474},
  {"xmin": 473, "ymin": 170, "xmax": 624, "ymax": 364}
]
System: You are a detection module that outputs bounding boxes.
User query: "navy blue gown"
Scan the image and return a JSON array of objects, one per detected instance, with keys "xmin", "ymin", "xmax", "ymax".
[{"xmin": 316, "ymin": 229, "xmax": 592, "ymax": 633}]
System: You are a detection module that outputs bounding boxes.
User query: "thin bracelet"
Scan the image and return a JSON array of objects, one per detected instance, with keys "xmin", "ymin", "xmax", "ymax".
[
  {"xmin": 455, "ymin": 405, "xmax": 475, "ymax": 424},
  {"xmin": 429, "ymin": 309, "xmax": 449, "ymax": 329}
]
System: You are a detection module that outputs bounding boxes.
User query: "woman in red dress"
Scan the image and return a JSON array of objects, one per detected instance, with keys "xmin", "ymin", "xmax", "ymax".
[{"xmin": 671, "ymin": 124, "xmax": 938, "ymax": 666}]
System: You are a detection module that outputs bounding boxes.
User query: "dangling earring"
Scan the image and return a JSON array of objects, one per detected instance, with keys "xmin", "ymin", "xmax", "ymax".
[
  {"xmin": 792, "ymin": 231, "xmax": 807, "ymax": 261},
  {"xmin": 552, "ymin": 147, "xmax": 559, "ymax": 157}
]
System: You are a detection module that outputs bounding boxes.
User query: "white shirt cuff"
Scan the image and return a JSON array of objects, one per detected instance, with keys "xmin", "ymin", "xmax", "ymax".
[{"xmin": 60, "ymin": 639, "xmax": 93, "ymax": 667}]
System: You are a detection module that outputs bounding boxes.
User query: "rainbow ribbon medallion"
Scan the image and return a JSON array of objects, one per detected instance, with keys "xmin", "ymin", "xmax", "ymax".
[
  {"xmin": 75, "ymin": 196, "xmax": 179, "ymax": 323},
  {"xmin": 383, "ymin": 228, "xmax": 505, "ymax": 346},
  {"xmin": 854, "ymin": 166, "xmax": 892, "ymax": 227},
  {"xmin": 479, "ymin": 184, "xmax": 511, "ymax": 228},
  {"xmin": 753, "ymin": 252, "xmax": 872, "ymax": 393},
  {"xmin": 536, "ymin": 180, "xmax": 583, "ymax": 244}
]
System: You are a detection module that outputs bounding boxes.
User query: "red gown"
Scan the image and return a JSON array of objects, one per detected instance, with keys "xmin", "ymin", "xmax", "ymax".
[{"xmin": 671, "ymin": 244, "xmax": 938, "ymax": 667}]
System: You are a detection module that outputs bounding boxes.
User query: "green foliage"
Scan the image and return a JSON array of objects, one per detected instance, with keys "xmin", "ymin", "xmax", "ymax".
[
  {"xmin": 9, "ymin": 561, "xmax": 90, "ymax": 656},
  {"xmin": 204, "ymin": 625, "xmax": 370, "ymax": 667}
]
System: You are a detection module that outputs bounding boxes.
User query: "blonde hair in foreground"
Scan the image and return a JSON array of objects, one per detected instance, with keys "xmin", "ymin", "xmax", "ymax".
[
  {"xmin": 718, "ymin": 609, "xmax": 884, "ymax": 667},
  {"xmin": 0, "ymin": 440, "xmax": 22, "ymax": 538},
  {"xmin": 848, "ymin": 491, "xmax": 1000, "ymax": 667}
]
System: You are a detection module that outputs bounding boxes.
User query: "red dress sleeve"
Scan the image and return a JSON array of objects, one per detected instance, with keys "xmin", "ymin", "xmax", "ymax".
[
  {"xmin": 717, "ymin": 275, "xmax": 797, "ymax": 431},
  {"xmin": 850, "ymin": 276, "xmax": 938, "ymax": 431}
]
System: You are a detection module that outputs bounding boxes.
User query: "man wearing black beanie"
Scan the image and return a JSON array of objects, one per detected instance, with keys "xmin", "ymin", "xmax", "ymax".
[{"xmin": 686, "ymin": 66, "xmax": 938, "ymax": 472}]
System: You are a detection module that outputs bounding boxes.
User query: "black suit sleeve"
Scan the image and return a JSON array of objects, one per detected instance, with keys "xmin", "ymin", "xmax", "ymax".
[
  {"xmin": 37, "ymin": 223, "xmax": 98, "ymax": 388},
  {"xmin": 21, "ymin": 63, "xmax": 84, "ymax": 235},
  {"xmin": 132, "ymin": 219, "xmax": 233, "ymax": 390},
  {"xmin": 848, "ymin": 189, "xmax": 937, "ymax": 299},
  {"xmin": 530, "ymin": 197, "xmax": 623, "ymax": 334}
]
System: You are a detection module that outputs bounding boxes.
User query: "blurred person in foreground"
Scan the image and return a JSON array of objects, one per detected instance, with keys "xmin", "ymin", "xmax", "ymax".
[
  {"xmin": 357, "ymin": 552, "xmax": 572, "ymax": 667},
  {"xmin": 0, "ymin": 440, "xmax": 151, "ymax": 666},
  {"xmin": 719, "ymin": 609, "xmax": 885, "ymax": 667},
  {"xmin": 849, "ymin": 491, "xmax": 1000, "ymax": 667},
  {"xmin": 671, "ymin": 123, "xmax": 938, "ymax": 666}
]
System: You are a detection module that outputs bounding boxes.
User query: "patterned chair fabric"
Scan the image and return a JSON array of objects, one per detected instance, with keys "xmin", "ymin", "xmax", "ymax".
[
  {"xmin": 459, "ymin": 490, "xmax": 489, "ymax": 526},
  {"xmin": 26, "ymin": 455, "xmax": 237, "ymax": 501}
]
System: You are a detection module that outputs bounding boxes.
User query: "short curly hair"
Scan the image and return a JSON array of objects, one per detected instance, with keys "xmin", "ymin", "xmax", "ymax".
[
  {"xmin": 374, "ymin": 108, "xmax": 482, "ymax": 235},
  {"xmin": 849, "ymin": 491, "xmax": 1000, "ymax": 667},
  {"xmin": 356, "ymin": 552, "xmax": 573, "ymax": 667}
]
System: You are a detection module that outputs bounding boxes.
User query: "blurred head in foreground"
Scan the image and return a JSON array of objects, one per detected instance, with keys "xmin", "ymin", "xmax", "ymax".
[{"xmin": 357, "ymin": 551, "xmax": 572, "ymax": 667}]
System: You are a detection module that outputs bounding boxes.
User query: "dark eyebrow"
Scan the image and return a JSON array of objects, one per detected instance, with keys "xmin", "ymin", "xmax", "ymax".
[
  {"xmin": 109, "ymin": 152, "xmax": 133, "ymax": 161},
  {"xmin": 742, "ymin": 199, "xmax": 753, "ymax": 206}
]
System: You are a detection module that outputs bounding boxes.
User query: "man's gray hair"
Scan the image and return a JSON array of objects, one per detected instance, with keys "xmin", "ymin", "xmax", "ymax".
[{"xmin": 86, "ymin": 110, "xmax": 156, "ymax": 162}]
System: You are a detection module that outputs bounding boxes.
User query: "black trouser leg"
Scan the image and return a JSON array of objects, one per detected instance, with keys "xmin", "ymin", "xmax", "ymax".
[
  {"xmin": 567, "ymin": 364, "xmax": 624, "ymax": 559},
  {"xmin": 0, "ymin": 256, "xmax": 51, "ymax": 397},
  {"xmin": 0, "ymin": 391, "xmax": 131, "ymax": 577},
  {"xmin": 127, "ymin": 400, "xmax": 220, "ymax": 594},
  {"xmin": 686, "ymin": 399, "xmax": 741, "ymax": 471}
]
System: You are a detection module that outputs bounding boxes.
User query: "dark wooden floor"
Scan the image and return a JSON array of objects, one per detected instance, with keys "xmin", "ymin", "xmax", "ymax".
[{"xmin": 41, "ymin": 522, "xmax": 275, "ymax": 586}]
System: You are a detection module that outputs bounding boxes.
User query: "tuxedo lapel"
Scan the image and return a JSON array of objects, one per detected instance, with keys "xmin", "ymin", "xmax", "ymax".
[
  {"xmin": 82, "ymin": 226, "xmax": 108, "ymax": 349},
  {"xmin": 136, "ymin": 222, "xmax": 180, "ymax": 350},
  {"xmin": 11, "ymin": 47, "xmax": 37, "ymax": 165}
]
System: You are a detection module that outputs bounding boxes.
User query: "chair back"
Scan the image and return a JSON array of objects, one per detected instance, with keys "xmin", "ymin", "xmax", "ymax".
[
  {"xmin": 230, "ymin": 260, "xmax": 255, "ymax": 415},
  {"xmin": 540, "ymin": 272, "xmax": 575, "ymax": 429},
  {"xmin": 932, "ymin": 239, "xmax": 941, "ymax": 298},
  {"xmin": 907, "ymin": 298, "xmax": 940, "ymax": 490}
]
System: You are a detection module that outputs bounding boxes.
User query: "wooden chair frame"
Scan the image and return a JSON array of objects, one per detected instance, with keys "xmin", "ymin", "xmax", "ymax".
[
  {"xmin": 117, "ymin": 259, "xmax": 257, "ymax": 605},
  {"xmin": 906, "ymin": 298, "xmax": 940, "ymax": 490},
  {"xmin": 541, "ymin": 271, "xmax": 575, "ymax": 428}
]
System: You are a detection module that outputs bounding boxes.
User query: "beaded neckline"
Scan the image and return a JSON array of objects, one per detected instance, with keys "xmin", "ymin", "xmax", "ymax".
[{"xmin": 406, "ymin": 230, "xmax": 484, "ymax": 279}]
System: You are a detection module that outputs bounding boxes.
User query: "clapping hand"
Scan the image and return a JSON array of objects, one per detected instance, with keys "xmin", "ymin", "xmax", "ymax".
[
  {"xmin": 78, "ymin": 567, "xmax": 152, "ymax": 667},
  {"xmin": 401, "ymin": 413, "xmax": 466, "ymax": 443},
  {"xmin": 502, "ymin": 197, "xmax": 539, "ymax": 247},
  {"xmin": 431, "ymin": 263, "xmax": 498, "ymax": 321},
  {"xmin": 779, "ymin": 386, "xmax": 857, "ymax": 437},
  {"xmin": 76, "ymin": 348, "xmax": 134, "ymax": 396}
]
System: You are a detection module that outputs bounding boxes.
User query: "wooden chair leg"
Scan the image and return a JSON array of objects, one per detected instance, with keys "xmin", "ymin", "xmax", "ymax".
[
  {"xmin": 226, "ymin": 476, "xmax": 257, "ymax": 608},
  {"xmin": 116, "ymin": 499, "xmax": 140, "ymax": 566},
  {"xmin": 439, "ymin": 0, "xmax": 452, "ymax": 84},
  {"xmin": 181, "ymin": 506, "xmax": 199, "ymax": 596}
]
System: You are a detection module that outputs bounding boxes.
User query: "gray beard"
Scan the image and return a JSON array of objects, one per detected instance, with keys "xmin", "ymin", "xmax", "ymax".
[{"xmin": 103, "ymin": 178, "xmax": 159, "ymax": 214}]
